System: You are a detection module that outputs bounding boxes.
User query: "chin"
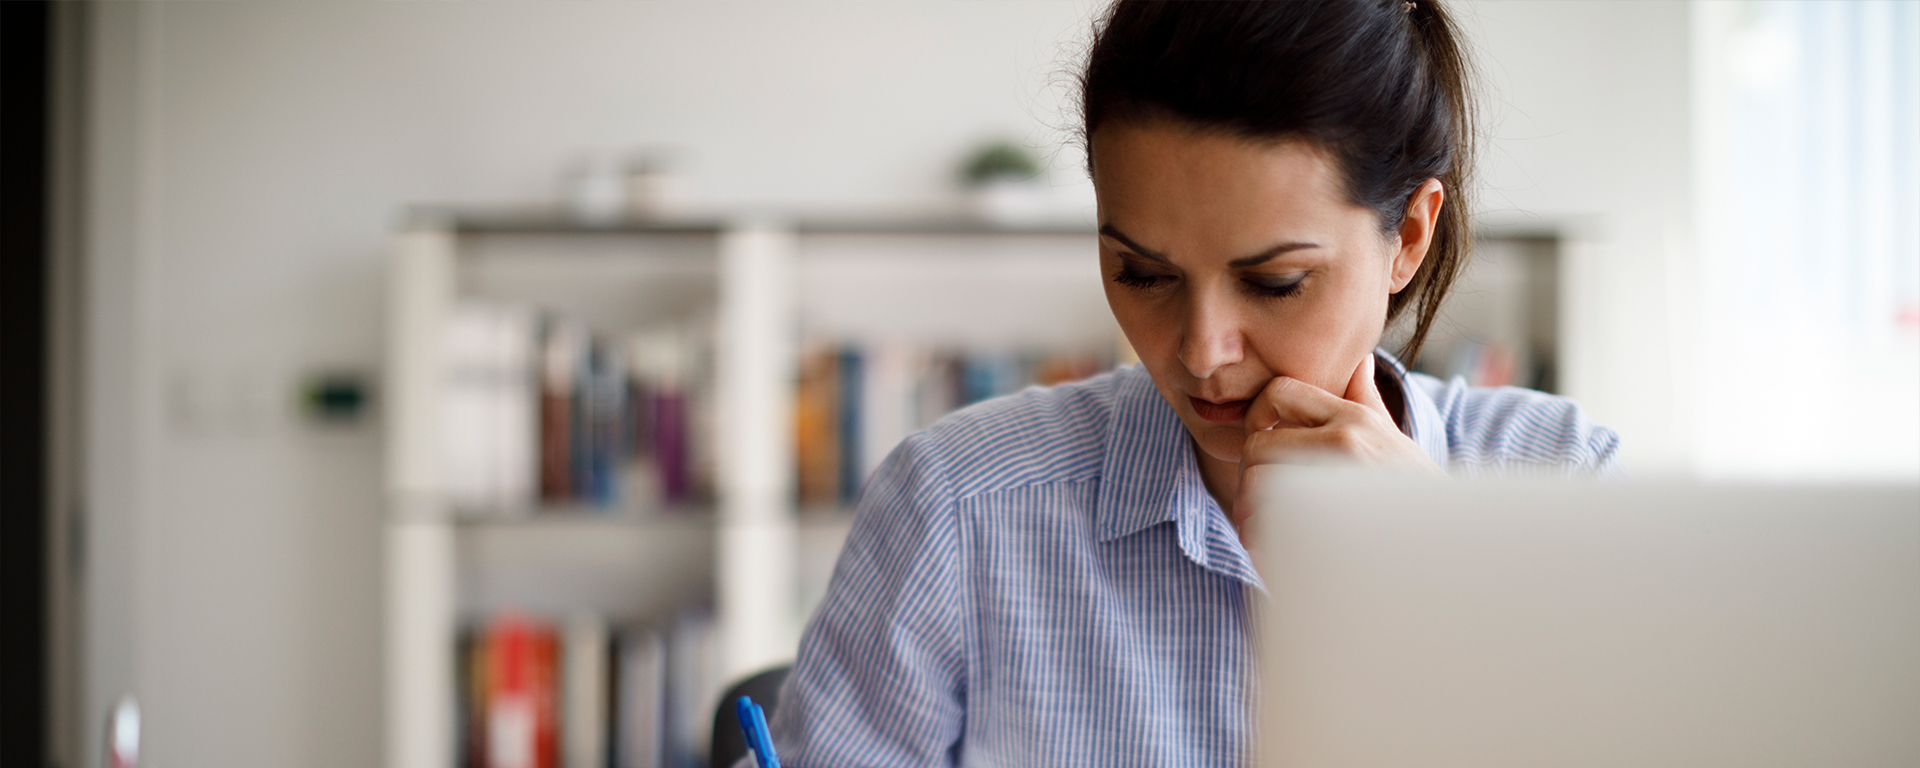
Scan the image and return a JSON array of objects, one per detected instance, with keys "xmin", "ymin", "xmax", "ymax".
[{"xmin": 1188, "ymin": 423, "xmax": 1246, "ymax": 464}]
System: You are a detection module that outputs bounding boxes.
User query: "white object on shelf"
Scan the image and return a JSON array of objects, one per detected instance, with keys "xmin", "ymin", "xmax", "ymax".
[
  {"xmin": 444, "ymin": 302, "xmax": 538, "ymax": 513},
  {"xmin": 969, "ymin": 178, "xmax": 1049, "ymax": 226},
  {"xmin": 563, "ymin": 152, "xmax": 628, "ymax": 225}
]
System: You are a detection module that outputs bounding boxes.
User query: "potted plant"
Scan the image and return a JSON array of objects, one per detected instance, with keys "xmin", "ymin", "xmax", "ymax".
[{"xmin": 959, "ymin": 141, "xmax": 1048, "ymax": 225}]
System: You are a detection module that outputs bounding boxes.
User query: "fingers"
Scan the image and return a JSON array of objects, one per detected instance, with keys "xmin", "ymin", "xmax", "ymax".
[
  {"xmin": 1343, "ymin": 352, "xmax": 1392, "ymax": 422},
  {"xmin": 1239, "ymin": 405, "xmax": 1447, "ymax": 477},
  {"xmin": 1244, "ymin": 375, "xmax": 1349, "ymax": 432},
  {"xmin": 1245, "ymin": 352, "xmax": 1390, "ymax": 432},
  {"xmin": 1228, "ymin": 353, "xmax": 1442, "ymax": 547},
  {"xmin": 1231, "ymin": 464, "xmax": 1286, "ymax": 552},
  {"xmin": 1239, "ymin": 418, "xmax": 1371, "ymax": 468}
]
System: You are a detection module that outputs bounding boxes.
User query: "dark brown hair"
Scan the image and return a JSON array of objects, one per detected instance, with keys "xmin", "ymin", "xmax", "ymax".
[{"xmin": 1080, "ymin": 0, "xmax": 1476, "ymax": 364}]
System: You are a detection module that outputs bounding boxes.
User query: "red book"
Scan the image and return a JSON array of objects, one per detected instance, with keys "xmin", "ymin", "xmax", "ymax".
[{"xmin": 482, "ymin": 614, "xmax": 558, "ymax": 768}]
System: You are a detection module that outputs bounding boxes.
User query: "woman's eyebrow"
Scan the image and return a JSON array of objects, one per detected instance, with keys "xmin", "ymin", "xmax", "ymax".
[
  {"xmin": 1098, "ymin": 225, "xmax": 1172, "ymax": 264},
  {"xmin": 1228, "ymin": 241, "xmax": 1321, "ymax": 268},
  {"xmin": 1101, "ymin": 224, "xmax": 1319, "ymax": 267}
]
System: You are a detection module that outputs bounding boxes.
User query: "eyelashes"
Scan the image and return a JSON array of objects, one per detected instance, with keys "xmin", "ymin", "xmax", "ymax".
[
  {"xmin": 1240, "ymin": 273, "xmax": 1306, "ymax": 299},
  {"xmin": 1111, "ymin": 263, "xmax": 1170, "ymax": 290},
  {"xmin": 1110, "ymin": 257, "xmax": 1306, "ymax": 299}
]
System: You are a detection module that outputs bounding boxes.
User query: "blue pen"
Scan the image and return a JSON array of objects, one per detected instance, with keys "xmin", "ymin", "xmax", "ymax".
[{"xmin": 735, "ymin": 695, "xmax": 782, "ymax": 768}]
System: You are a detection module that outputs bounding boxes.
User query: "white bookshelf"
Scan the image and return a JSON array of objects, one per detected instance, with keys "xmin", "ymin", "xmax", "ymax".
[
  {"xmin": 382, "ymin": 208, "xmax": 1563, "ymax": 768},
  {"xmin": 382, "ymin": 210, "xmax": 1108, "ymax": 768}
]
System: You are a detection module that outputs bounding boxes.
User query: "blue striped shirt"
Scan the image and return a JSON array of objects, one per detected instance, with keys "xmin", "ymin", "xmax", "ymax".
[{"xmin": 769, "ymin": 351, "xmax": 1619, "ymax": 767}]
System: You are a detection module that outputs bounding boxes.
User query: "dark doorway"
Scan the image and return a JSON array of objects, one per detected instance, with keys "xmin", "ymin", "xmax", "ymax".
[{"xmin": 0, "ymin": 0, "xmax": 52, "ymax": 764}]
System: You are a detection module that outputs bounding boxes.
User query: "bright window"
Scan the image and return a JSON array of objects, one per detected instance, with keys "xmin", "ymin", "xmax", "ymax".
[{"xmin": 1694, "ymin": 0, "xmax": 1919, "ymax": 478}]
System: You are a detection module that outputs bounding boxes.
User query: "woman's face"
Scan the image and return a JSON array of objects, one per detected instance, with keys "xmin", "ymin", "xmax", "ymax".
[{"xmin": 1092, "ymin": 121, "xmax": 1428, "ymax": 465}]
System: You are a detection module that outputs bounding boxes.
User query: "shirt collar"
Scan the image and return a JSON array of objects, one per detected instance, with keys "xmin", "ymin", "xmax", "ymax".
[
  {"xmin": 1093, "ymin": 366, "xmax": 1188, "ymax": 543},
  {"xmin": 1094, "ymin": 366, "xmax": 1264, "ymax": 589},
  {"xmin": 1094, "ymin": 353, "xmax": 1446, "ymax": 540},
  {"xmin": 1089, "ymin": 354, "xmax": 1446, "ymax": 589},
  {"xmin": 1375, "ymin": 349, "xmax": 1451, "ymax": 471}
]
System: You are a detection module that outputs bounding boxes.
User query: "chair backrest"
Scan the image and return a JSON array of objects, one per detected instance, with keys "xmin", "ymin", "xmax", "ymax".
[{"xmin": 709, "ymin": 665, "xmax": 792, "ymax": 768}]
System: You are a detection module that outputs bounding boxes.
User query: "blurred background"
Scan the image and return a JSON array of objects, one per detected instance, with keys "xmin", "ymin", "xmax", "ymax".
[{"xmin": 0, "ymin": 1, "xmax": 1912, "ymax": 767}]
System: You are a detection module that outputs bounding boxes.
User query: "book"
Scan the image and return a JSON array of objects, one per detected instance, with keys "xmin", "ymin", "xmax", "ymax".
[
  {"xmin": 794, "ymin": 347, "xmax": 842, "ymax": 506},
  {"xmin": 446, "ymin": 303, "xmax": 539, "ymax": 513},
  {"xmin": 856, "ymin": 343, "xmax": 913, "ymax": 487},
  {"xmin": 561, "ymin": 614, "xmax": 610, "ymax": 768},
  {"xmin": 462, "ymin": 608, "xmax": 719, "ymax": 768},
  {"xmin": 477, "ymin": 614, "xmax": 559, "ymax": 768},
  {"xmin": 835, "ymin": 347, "xmax": 864, "ymax": 504},
  {"xmin": 794, "ymin": 342, "xmax": 1115, "ymax": 508},
  {"xmin": 416, "ymin": 307, "xmax": 713, "ymax": 514},
  {"xmin": 629, "ymin": 326, "xmax": 700, "ymax": 506},
  {"xmin": 662, "ymin": 608, "xmax": 718, "ymax": 768},
  {"xmin": 582, "ymin": 345, "xmax": 629, "ymax": 507},
  {"xmin": 614, "ymin": 629, "xmax": 665, "ymax": 768},
  {"xmin": 540, "ymin": 317, "xmax": 587, "ymax": 504}
]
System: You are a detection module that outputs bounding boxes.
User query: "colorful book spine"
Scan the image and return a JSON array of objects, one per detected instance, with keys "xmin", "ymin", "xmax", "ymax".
[
  {"xmin": 507, "ymin": 315, "xmax": 711, "ymax": 512},
  {"xmin": 835, "ymin": 347, "xmax": 863, "ymax": 504},
  {"xmin": 475, "ymin": 614, "xmax": 559, "ymax": 768},
  {"xmin": 629, "ymin": 327, "xmax": 698, "ymax": 507},
  {"xmin": 461, "ymin": 607, "xmax": 719, "ymax": 768},
  {"xmin": 540, "ymin": 317, "xmax": 585, "ymax": 504},
  {"xmin": 793, "ymin": 348, "xmax": 841, "ymax": 506},
  {"xmin": 651, "ymin": 390, "xmax": 689, "ymax": 504},
  {"xmin": 793, "ymin": 343, "xmax": 1114, "ymax": 507}
]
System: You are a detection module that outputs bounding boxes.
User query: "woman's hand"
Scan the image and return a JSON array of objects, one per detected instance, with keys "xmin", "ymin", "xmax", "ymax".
[{"xmin": 1229, "ymin": 354, "xmax": 1442, "ymax": 545}]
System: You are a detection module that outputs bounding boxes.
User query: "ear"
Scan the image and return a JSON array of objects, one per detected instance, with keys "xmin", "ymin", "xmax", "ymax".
[{"xmin": 1389, "ymin": 178, "xmax": 1445, "ymax": 293}]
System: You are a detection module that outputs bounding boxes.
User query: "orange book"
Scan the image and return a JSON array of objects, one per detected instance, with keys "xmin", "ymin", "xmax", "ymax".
[{"xmin": 794, "ymin": 348, "xmax": 841, "ymax": 506}]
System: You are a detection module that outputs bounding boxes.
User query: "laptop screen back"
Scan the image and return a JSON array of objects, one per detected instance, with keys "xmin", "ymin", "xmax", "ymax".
[{"xmin": 1255, "ymin": 469, "xmax": 1920, "ymax": 768}]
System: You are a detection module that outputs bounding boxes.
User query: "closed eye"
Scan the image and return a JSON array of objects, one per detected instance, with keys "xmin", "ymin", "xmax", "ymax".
[
  {"xmin": 1112, "ymin": 257, "xmax": 1176, "ymax": 291},
  {"xmin": 1241, "ymin": 272, "xmax": 1306, "ymax": 299}
]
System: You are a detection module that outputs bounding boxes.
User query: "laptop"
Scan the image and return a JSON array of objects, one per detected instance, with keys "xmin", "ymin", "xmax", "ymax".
[{"xmin": 1253, "ymin": 468, "xmax": 1920, "ymax": 768}]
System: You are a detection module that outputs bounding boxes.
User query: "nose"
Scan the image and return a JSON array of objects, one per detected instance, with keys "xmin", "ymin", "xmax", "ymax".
[{"xmin": 1177, "ymin": 289, "xmax": 1244, "ymax": 379}]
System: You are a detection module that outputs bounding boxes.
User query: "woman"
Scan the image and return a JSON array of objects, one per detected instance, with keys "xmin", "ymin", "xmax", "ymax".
[{"xmin": 770, "ymin": 1, "xmax": 1619, "ymax": 765}]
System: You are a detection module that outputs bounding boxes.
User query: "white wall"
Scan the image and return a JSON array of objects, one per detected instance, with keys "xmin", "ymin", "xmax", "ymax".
[
  {"xmin": 80, "ymin": 4, "xmax": 1104, "ymax": 767},
  {"xmin": 1460, "ymin": 0, "xmax": 1698, "ymax": 471},
  {"xmin": 78, "ymin": 2, "xmax": 1704, "ymax": 767}
]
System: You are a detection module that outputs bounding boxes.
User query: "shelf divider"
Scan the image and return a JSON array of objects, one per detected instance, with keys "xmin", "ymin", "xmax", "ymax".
[
  {"xmin": 715, "ymin": 222, "xmax": 802, "ymax": 681},
  {"xmin": 385, "ymin": 224, "xmax": 457, "ymax": 768}
]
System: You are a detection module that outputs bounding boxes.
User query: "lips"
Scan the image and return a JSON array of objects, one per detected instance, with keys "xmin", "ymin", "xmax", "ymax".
[{"xmin": 1189, "ymin": 395, "xmax": 1253, "ymax": 424}]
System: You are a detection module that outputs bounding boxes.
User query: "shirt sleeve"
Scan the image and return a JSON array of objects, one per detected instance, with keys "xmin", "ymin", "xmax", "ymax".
[
  {"xmin": 770, "ymin": 431, "xmax": 968, "ymax": 767},
  {"xmin": 1426, "ymin": 378, "xmax": 1624, "ymax": 478}
]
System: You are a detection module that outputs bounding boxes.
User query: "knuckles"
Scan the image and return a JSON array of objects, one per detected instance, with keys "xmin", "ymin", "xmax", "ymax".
[
  {"xmin": 1239, "ymin": 411, "xmax": 1379, "ymax": 465},
  {"xmin": 1327, "ymin": 422, "xmax": 1368, "ymax": 454}
]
